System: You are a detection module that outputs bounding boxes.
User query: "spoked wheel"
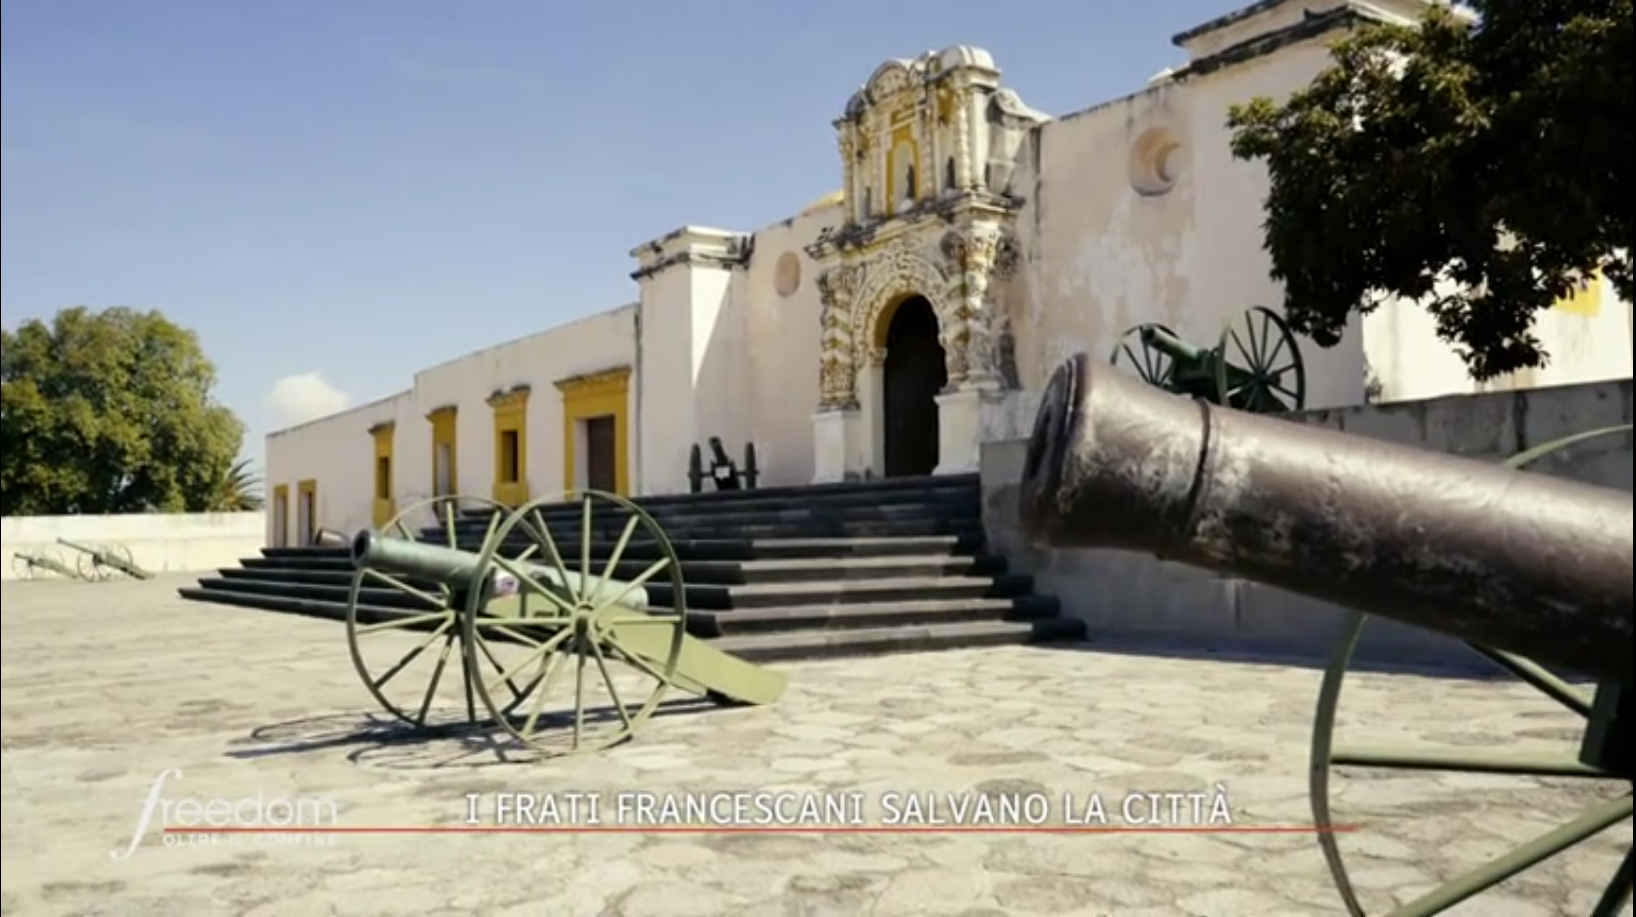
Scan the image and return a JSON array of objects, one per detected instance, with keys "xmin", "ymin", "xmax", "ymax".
[
  {"xmin": 464, "ymin": 490, "xmax": 688, "ymax": 755},
  {"xmin": 1109, "ymin": 323, "xmax": 1179, "ymax": 390},
  {"xmin": 1216, "ymin": 305, "xmax": 1304, "ymax": 412},
  {"xmin": 106, "ymin": 543, "xmax": 136, "ymax": 577},
  {"xmin": 11, "ymin": 553, "xmax": 40, "ymax": 580},
  {"xmin": 345, "ymin": 495, "xmax": 548, "ymax": 731},
  {"xmin": 75, "ymin": 548, "xmax": 110, "ymax": 582},
  {"xmin": 1310, "ymin": 426, "xmax": 1634, "ymax": 916}
]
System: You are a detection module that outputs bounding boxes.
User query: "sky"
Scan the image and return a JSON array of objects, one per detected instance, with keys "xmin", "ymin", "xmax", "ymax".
[{"xmin": 2, "ymin": 0, "xmax": 1229, "ymax": 465}]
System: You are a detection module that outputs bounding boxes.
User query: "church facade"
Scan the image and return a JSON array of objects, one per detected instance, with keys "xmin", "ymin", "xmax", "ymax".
[{"xmin": 264, "ymin": 0, "xmax": 1634, "ymax": 545}]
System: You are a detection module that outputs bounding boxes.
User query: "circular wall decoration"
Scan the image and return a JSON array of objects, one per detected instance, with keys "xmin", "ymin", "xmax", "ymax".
[
  {"xmin": 1128, "ymin": 126, "xmax": 1182, "ymax": 196},
  {"xmin": 774, "ymin": 251, "xmax": 802, "ymax": 297}
]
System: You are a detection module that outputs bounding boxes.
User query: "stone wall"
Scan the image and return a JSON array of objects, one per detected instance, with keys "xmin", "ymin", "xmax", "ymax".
[
  {"xmin": 2, "ymin": 512, "xmax": 264, "ymax": 581},
  {"xmin": 980, "ymin": 377, "xmax": 1633, "ymax": 668}
]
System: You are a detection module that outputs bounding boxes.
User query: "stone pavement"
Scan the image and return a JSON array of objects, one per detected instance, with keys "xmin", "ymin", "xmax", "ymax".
[{"xmin": 2, "ymin": 577, "xmax": 1628, "ymax": 917}]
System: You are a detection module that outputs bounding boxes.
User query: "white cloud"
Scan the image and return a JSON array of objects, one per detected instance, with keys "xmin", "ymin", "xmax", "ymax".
[{"xmin": 266, "ymin": 373, "xmax": 350, "ymax": 427}]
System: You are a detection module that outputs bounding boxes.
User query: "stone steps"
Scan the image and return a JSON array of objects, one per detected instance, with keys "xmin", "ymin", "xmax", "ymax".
[{"xmin": 177, "ymin": 474, "xmax": 1083, "ymax": 661}]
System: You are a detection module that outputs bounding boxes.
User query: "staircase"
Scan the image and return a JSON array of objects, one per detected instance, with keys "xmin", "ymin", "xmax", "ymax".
[{"xmin": 177, "ymin": 474, "xmax": 1083, "ymax": 661}]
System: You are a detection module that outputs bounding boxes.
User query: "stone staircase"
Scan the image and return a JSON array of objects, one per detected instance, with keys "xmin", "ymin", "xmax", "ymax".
[{"xmin": 177, "ymin": 474, "xmax": 1083, "ymax": 661}]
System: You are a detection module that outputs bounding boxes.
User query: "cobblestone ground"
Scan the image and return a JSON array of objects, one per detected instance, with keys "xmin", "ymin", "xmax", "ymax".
[{"xmin": 2, "ymin": 577, "xmax": 1629, "ymax": 916}]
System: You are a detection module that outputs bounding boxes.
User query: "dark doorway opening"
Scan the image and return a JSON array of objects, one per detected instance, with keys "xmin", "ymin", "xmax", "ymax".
[
  {"xmin": 583, "ymin": 415, "xmax": 618, "ymax": 492},
  {"xmin": 882, "ymin": 296, "xmax": 946, "ymax": 477}
]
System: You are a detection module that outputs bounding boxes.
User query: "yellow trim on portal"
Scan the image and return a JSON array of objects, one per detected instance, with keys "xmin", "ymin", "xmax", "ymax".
[
  {"xmin": 271, "ymin": 484, "xmax": 289, "ymax": 547},
  {"xmin": 488, "ymin": 387, "xmax": 530, "ymax": 506},
  {"xmin": 370, "ymin": 421, "xmax": 395, "ymax": 527},
  {"xmin": 427, "ymin": 406, "xmax": 459, "ymax": 497},
  {"xmin": 296, "ymin": 479, "xmax": 318, "ymax": 545},
  {"xmin": 554, "ymin": 367, "xmax": 631, "ymax": 495},
  {"xmin": 1555, "ymin": 272, "xmax": 1602, "ymax": 317},
  {"xmin": 885, "ymin": 124, "xmax": 920, "ymax": 216}
]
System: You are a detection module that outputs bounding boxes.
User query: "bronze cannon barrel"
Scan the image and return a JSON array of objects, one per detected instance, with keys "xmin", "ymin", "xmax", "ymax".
[
  {"xmin": 1017, "ymin": 354, "xmax": 1633, "ymax": 684},
  {"xmin": 349, "ymin": 528, "xmax": 653, "ymax": 607}
]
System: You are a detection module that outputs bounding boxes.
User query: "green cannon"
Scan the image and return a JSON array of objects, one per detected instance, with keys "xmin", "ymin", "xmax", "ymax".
[
  {"xmin": 344, "ymin": 492, "xmax": 787, "ymax": 755},
  {"xmin": 1109, "ymin": 305, "xmax": 1306, "ymax": 412},
  {"xmin": 55, "ymin": 538, "xmax": 150, "ymax": 581},
  {"xmin": 9, "ymin": 550, "xmax": 82, "ymax": 580}
]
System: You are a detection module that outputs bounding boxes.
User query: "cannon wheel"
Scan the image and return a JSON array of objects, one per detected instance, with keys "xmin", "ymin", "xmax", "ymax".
[
  {"xmin": 107, "ymin": 542, "xmax": 136, "ymax": 577},
  {"xmin": 1109, "ymin": 323, "xmax": 1179, "ymax": 390},
  {"xmin": 345, "ymin": 495, "xmax": 547, "ymax": 731},
  {"xmin": 11, "ymin": 552, "xmax": 43, "ymax": 580},
  {"xmin": 463, "ymin": 490, "xmax": 688, "ymax": 755},
  {"xmin": 1215, "ymin": 306, "xmax": 1305, "ymax": 411},
  {"xmin": 1310, "ymin": 425, "xmax": 1634, "ymax": 916},
  {"xmin": 75, "ymin": 547, "xmax": 109, "ymax": 582}
]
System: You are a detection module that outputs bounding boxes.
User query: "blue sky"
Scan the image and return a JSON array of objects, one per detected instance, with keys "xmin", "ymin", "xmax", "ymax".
[{"xmin": 3, "ymin": 0, "xmax": 1228, "ymax": 464}]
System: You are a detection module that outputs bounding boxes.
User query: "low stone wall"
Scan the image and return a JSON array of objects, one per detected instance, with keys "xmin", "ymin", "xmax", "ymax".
[
  {"xmin": 981, "ymin": 377, "xmax": 1633, "ymax": 668},
  {"xmin": 1, "ymin": 512, "xmax": 264, "ymax": 581}
]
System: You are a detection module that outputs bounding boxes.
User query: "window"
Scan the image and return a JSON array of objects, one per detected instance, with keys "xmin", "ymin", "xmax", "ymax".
[{"xmin": 499, "ymin": 429, "xmax": 520, "ymax": 483}]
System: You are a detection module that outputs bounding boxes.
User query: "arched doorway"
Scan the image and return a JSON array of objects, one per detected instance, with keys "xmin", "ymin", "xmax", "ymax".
[{"xmin": 881, "ymin": 296, "xmax": 946, "ymax": 477}]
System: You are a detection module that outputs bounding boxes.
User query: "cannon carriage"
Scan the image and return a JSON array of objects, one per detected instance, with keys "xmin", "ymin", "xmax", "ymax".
[
  {"xmin": 1110, "ymin": 305, "xmax": 1307, "ymax": 412},
  {"xmin": 1018, "ymin": 354, "xmax": 1631, "ymax": 916},
  {"xmin": 343, "ymin": 492, "xmax": 787, "ymax": 755}
]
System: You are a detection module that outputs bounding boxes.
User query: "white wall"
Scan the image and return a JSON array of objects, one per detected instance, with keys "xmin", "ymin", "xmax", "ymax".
[
  {"xmin": 2, "ymin": 512, "xmax": 263, "ymax": 580},
  {"xmin": 265, "ymin": 306, "xmax": 637, "ymax": 540},
  {"xmin": 1002, "ymin": 35, "xmax": 1362, "ymax": 415}
]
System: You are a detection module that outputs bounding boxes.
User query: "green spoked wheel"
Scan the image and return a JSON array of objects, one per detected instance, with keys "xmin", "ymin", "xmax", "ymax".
[
  {"xmin": 1309, "ymin": 425, "xmax": 1634, "ymax": 916},
  {"xmin": 74, "ymin": 544, "xmax": 122, "ymax": 581},
  {"xmin": 1215, "ymin": 305, "xmax": 1304, "ymax": 412},
  {"xmin": 462, "ymin": 489, "xmax": 688, "ymax": 756},
  {"xmin": 345, "ymin": 495, "xmax": 549, "ymax": 730},
  {"xmin": 1109, "ymin": 323, "xmax": 1179, "ymax": 390}
]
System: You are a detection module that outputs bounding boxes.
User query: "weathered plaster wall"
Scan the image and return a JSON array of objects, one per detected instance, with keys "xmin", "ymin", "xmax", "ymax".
[
  {"xmin": 265, "ymin": 306, "xmax": 636, "ymax": 541},
  {"xmin": 734, "ymin": 203, "xmax": 837, "ymax": 487},
  {"xmin": 2, "ymin": 511, "xmax": 264, "ymax": 580},
  {"xmin": 265, "ymin": 394, "xmax": 403, "ymax": 539},
  {"xmin": 1002, "ymin": 36, "xmax": 1361, "ymax": 432},
  {"xmin": 1364, "ymin": 274, "xmax": 1635, "ymax": 403},
  {"xmin": 980, "ymin": 377, "xmax": 1633, "ymax": 666}
]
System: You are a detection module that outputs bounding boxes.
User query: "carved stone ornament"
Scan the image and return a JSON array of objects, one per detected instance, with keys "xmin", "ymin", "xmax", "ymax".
[
  {"xmin": 849, "ymin": 236, "xmax": 951, "ymax": 353},
  {"xmin": 817, "ymin": 266, "xmax": 863, "ymax": 409}
]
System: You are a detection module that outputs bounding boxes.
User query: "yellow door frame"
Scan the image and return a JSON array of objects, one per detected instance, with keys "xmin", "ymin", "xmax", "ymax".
[
  {"xmin": 370, "ymin": 421, "xmax": 395, "ymax": 527},
  {"xmin": 554, "ymin": 367, "xmax": 631, "ymax": 495},
  {"xmin": 488, "ymin": 386, "xmax": 530, "ymax": 506},
  {"xmin": 271, "ymin": 484, "xmax": 289, "ymax": 547},
  {"xmin": 427, "ymin": 406, "xmax": 459, "ymax": 497},
  {"xmin": 296, "ymin": 478, "xmax": 318, "ymax": 545}
]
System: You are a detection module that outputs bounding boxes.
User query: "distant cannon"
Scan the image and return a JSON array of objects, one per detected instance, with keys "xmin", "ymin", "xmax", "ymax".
[
  {"xmin": 1109, "ymin": 305, "xmax": 1306, "ymax": 412},
  {"xmin": 686, "ymin": 437, "xmax": 760, "ymax": 493},
  {"xmin": 55, "ymin": 538, "xmax": 150, "ymax": 581},
  {"xmin": 9, "ymin": 550, "xmax": 82, "ymax": 581},
  {"xmin": 343, "ymin": 493, "xmax": 787, "ymax": 755},
  {"xmin": 1018, "ymin": 354, "xmax": 1631, "ymax": 916}
]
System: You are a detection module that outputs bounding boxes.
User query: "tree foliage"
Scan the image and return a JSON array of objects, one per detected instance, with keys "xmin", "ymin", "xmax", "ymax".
[
  {"xmin": 1227, "ymin": 0, "xmax": 1632, "ymax": 380},
  {"xmin": 1, "ymin": 306, "xmax": 248, "ymax": 516}
]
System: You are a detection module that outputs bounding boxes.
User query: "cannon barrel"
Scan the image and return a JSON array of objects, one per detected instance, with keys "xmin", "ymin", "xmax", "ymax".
[
  {"xmin": 1138, "ymin": 325, "xmax": 1206, "ymax": 363},
  {"xmin": 349, "ymin": 529, "xmax": 652, "ymax": 607},
  {"xmin": 1017, "ymin": 354, "xmax": 1633, "ymax": 684},
  {"xmin": 55, "ymin": 537, "xmax": 100, "ymax": 556}
]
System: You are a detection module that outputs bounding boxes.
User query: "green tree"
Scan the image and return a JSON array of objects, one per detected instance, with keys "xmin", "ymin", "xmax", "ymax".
[
  {"xmin": 207, "ymin": 458, "xmax": 265, "ymax": 512},
  {"xmin": 1, "ymin": 306, "xmax": 246, "ymax": 515},
  {"xmin": 1227, "ymin": 0, "xmax": 1631, "ymax": 380}
]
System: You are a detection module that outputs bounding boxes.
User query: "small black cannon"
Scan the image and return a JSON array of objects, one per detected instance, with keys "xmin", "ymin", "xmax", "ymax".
[
  {"xmin": 1110, "ymin": 305, "xmax": 1306, "ymax": 412},
  {"xmin": 686, "ymin": 437, "xmax": 759, "ymax": 493},
  {"xmin": 1018, "ymin": 354, "xmax": 1632, "ymax": 916}
]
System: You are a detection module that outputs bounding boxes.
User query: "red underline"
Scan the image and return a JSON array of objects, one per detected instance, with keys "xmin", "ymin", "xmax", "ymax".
[{"xmin": 163, "ymin": 824, "xmax": 1357, "ymax": 835}]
